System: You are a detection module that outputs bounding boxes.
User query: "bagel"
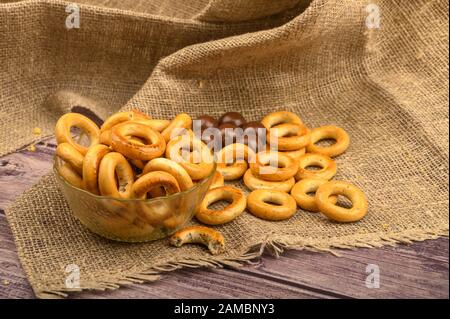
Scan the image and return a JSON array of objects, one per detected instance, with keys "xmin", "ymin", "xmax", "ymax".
[
  {"xmin": 216, "ymin": 143, "xmax": 255, "ymax": 181},
  {"xmin": 261, "ymin": 111, "xmax": 303, "ymax": 130},
  {"xmin": 243, "ymin": 169, "xmax": 295, "ymax": 192},
  {"xmin": 143, "ymin": 158, "xmax": 193, "ymax": 191},
  {"xmin": 100, "ymin": 110, "xmax": 150, "ymax": 132},
  {"xmin": 56, "ymin": 142, "xmax": 84, "ymax": 175},
  {"xmin": 291, "ymin": 178, "xmax": 338, "ymax": 212},
  {"xmin": 82, "ymin": 144, "xmax": 111, "ymax": 194},
  {"xmin": 56, "ymin": 162, "xmax": 84, "ymax": 189},
  {"xmin": 98, "ymin": 152, "xmax": 134, "ymax": 198},
  {"xmin": 111, "ymin": 122, "xmax": 166, "ymax": 161},
  {"xmin": 132, "ymin": 171, "xmax": 181, "ymax": 198},
  {"xmin": 295, "ymin": 153, "xmax": 337, "ymax": 181},
  {"xmin": 316, "ymin": 181, "xmax": 368, "ymax": 222},
  {"xmin": 165, "ymin": 135, "xmax": 214, "ymax": 180},
  {"xmin": 196, "ymin": 186, "xmax": 246, "ymax": 225},
  {"xmin": 55, "ymin": 113, "xmax": 100, "ymax": 155},
  {"xmin": 267, "ymin": 123, "xmax": 311, "ymax": 151},
  {"xmin": 250, "ymin": 151, "xmax": 298, "ymax": 182},
  {"xmin": 169, "ymin": 226, "xmax": 225, "ymax": 255},
  {"xmin": 307, "ymin": 125, "xmax": 350, "ymax": 157},
  {"xmin": 247, "ymin": 189, "xmax": 297, "ymax": 221},
  {"xmin": 161, "ymin": 113, "xmax": 193, "ymax": 142}
]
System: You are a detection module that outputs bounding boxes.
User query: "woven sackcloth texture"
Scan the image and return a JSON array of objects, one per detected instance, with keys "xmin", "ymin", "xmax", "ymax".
[{"xmin": 1, "ymin": 0, "xmax": 448, "ymax": 298}]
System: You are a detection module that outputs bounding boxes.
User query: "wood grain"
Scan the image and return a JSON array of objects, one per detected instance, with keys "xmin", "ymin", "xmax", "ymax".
[{"xmin": 0, "ymin": 139, "xmax": 448, "ymax": 299}]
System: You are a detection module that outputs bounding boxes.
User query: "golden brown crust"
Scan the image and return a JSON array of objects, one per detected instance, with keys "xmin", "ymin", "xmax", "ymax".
[
  {"xmin": 267, "ymin": 123, "xmax": 311, "ymax": 151},
  {"xmin": 82, "ymin": 144, "xmax": 111, "ymax": 194},
  {"xmin": 247, "ymin": 189, "xmax": 297, "ymax": 221},
  {"xmin": 209, "ymin": 171, "xmax": 225, "ymax": 189},
  {"xmin": 169, "ymin": 226, "xmax": 225, "ymax": 255},
  {"xmin": 243, "ymin": 169, "xmax": 295, "ymax": 192},
  {"xmin": 250, "ymin": 151, "xmax": 298, "ymax": 182},
  {"xmin": 196, "ymin": 186, "xmax": 246, "ymax": 225},
  {"xmin": 111, "ymin": 122, "xmax": 166, "ymax": 161},
  {"xmin": 56, "ymin": 142, "xmax": 84, "ymax": 175},
  {"xmin": 143, "ymin": 158, "xmax": 193, "ymax": 191},
  {"xmin": 166, "ymin": 135, "xmax": 214, "ymax": 180},
  {"xmin": 132, "ymin": 171, "xmax": 181, "ymax": 198},
  {"xmin": 282, "ymin": 147, "xmax": 306, "ymax": 161},
  {"xmin": 56, "ymin": 162, "xmax": 84, "ymax": 189},
  {"xmin": 161, "ymin": 113, "xmax": 193, "ymax": 142},
  {"xmin": 291, "ymin": 178, "xmax": 338, "ymax": 212},
  {"xmin": 55, "ymin": 113, "xmax": 100, "ymax": 155},
  {"xmin": 295, "ymin": 153, "xmax": 337, "ymax": 181},
  {"xmin": 100, "ymin": 110, "xmax": 150, "ymax": 132},
  {"xmin": 315, "ymin": 180, "xmax": 368, "ymax": 222},
  {"xmin": 261, "ymin": 111, "xmax": 303, "ymax": 129},
  {"xmin": 216, "ymin": 143, "xmax": 255, "ymax": 181},
  {"xmin": 98, "ymin": 152, "xmax": 134, "ymax": 199},
  {"xmin": 306, "ymin": 125, "xmax": 350, "ymax": 157}
]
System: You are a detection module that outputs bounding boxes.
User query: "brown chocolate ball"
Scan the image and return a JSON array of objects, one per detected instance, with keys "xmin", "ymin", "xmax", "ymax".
[
  {"xmin": 219, "ymin": 123, "xmax": 241, "ymax": 146},
  {"xmin": 219, "ymin": 112, "xmax": 246, "ymax": 128},
  {"xmin": 242, "ymin": 121, "xmax": 266, "ymax": 151},
  {"xmin": 197, "ymin": 115, "xmax": 218, "ymax": 131}
]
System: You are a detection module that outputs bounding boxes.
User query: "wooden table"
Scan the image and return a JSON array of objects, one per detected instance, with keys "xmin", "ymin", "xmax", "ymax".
[{"xmin": 0, "ymin": 139, "xmax": 448, "ymax": 299}]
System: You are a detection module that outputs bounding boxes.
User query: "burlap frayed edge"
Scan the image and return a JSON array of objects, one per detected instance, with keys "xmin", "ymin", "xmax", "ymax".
[{"xmin": 5, "ymin": 214, "xmax": 445, "ymax": 299}]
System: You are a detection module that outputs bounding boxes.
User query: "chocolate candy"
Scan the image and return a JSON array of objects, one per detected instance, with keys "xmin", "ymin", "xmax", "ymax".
[
  {"xmin": 242, "ymin": 121, "xmax": 266, "ymax": 151},
  {"xmin": 197, "ymin": 115, "xmax": 218, "ymax": 131},
  {"xmin": 219, "ymin": 112, "xmax": 246, "ymax": 128},
  {"xmin": 219, "ymin": 123, "xmax": 241, "ymax": 146}
]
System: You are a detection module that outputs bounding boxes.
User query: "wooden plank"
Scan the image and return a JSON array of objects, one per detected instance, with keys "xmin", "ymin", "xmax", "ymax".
[
  {"xmin": 0, "ymin": 141, "xmax": 448, "ymax": 299},
  {"xmin": 243, "ymin": 238, "xmax": 449, "ymax": 299}
]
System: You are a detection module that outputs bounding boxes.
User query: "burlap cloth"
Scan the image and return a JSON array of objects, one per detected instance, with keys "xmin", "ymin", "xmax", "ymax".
[{"xmin": 1, "ymin": 0, "xmax": 448, "ymax": 298}]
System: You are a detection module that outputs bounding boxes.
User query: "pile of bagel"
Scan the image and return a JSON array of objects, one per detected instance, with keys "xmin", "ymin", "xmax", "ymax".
[{"xmin": 54, "ymin": 110, "xmax": 368, "ymax": 255}]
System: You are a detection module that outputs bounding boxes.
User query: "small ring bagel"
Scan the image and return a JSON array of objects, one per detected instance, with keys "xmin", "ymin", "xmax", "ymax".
[
  {"xmin": 243, "ymin": 169, "xmax": 295, "ymax": 193},
  {"xmin": 268, "ymin": 123, "xmax": 311, "ymax": 151},
  {"xmin": 217, "ymin": 162, "xmax": 248, "ymax": 181},
  {"xmin": 161, "ymin": 113, "xmax": 193, "ymax": 142},
  {"xmin": 55, "ymin": 113, "xmax": 100, "ymax": 155},
  {"xmin": 196, "ymin": 186, "xmax": 246, "ymax": 225},
  {"xmin": 210, "ymin": 171, "xmax": 225, "ymax": 189},
  {"xmin": 111, "ymin": 122, "xmax": 166, "ymax": 161},
  {"xmin": 290, "ymin": 178, "xmax": 338, "ymax": 212},
  {"xmin": 82, "ymin": 144, "xmax": 111, "ymax": 195},
  {"xmin": 306, "ymin": 125, "xmax": 350, "ymax": 157},
  {"xmin": 56, "ymin": 142, "xmax": 84, "ymax": 175},
  {"xmin": 170, "ymin": 226, "xmax": 225, "ymax": 255},
  {"xmin": 295, "ymin": 153, "xmax": 337, "ymax": 181},
  {"xmin": 56, "ymin": 162, "xmax": 84, "ymax": 189},
  {"xmin": 250, "ymin": 151, "xmax": 298, "ymax": 182},
  {"xmin": 216, "ymin": 143, "xmax": 255, "ymax": 181},
  {"xmin": 166, "ymin": 135, "xmax": 214, "ymax": 180},
  {"xmin": 98, "ymin": 152, "xmax": 134, "ymax": 198},
  {"xmin": 100, "ymin": 110, "xmax": 150, "ymax": 132},
  {"xmin": 143, "ymin": 158, "xmax": 193, "ymax": 191},
  {"xmin": 132, "ymin": 171, "xmax": 181, "ymax": 198},
  {"xmin": 247, "ymin": 189, "xmax": 297, "ymax": 221},
  {"xmin": 261, "ymin": 111, "xmax": 303, "ymax": 130},
  {"xmin": 315, "ymin": 181, "xmax": 368, "ymax": 222}
]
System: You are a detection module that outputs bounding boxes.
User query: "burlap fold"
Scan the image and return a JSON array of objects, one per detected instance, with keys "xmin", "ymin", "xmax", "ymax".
[{"xmin": 1, "ymin": 0, "xmax": 448, "ymax": 298}]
